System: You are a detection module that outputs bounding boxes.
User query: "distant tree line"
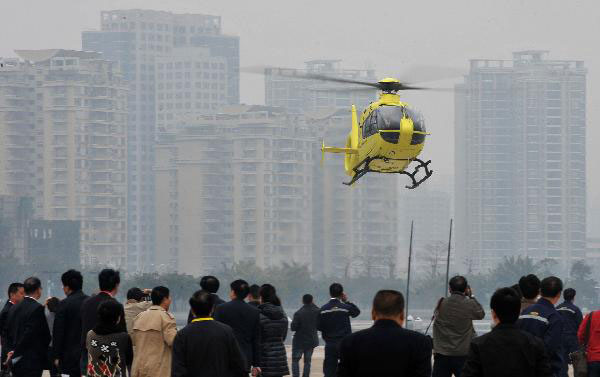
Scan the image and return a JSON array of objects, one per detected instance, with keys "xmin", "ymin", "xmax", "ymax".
[{"xmin": 0, "ymin": 254, "xmax": 597, "ymax": 315}]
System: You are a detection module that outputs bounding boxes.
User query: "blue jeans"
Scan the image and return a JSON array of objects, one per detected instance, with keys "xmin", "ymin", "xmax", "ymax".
[
  {"xmin": 589, "ymin": 362, "xmax": 600, "ymax": 377},
  {"xmin": 291, "ymin": 346, "xmax": 314, "ymax": 377}
]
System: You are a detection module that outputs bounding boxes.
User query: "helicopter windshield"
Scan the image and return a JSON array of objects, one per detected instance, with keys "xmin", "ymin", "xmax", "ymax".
[
  {"xmin": 363, "ymin": 106, "xmax": 403, "ymax": 143},
  {"xmin": 405, "ymin": 107, "xmax": 426, "ymax": 145}
]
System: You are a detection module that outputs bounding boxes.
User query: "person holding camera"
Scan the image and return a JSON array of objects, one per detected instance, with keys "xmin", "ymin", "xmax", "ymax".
[
  {"xmin": 432, "ymin": 275, "xmax": 485, "ymax": 377},
  {"xmin": 317, "ymin": 283, "xmax": 360, "ymax": 377},
  {"xmin": 124, "ymin": 287, "xmax": 152, "ymax": 337}
]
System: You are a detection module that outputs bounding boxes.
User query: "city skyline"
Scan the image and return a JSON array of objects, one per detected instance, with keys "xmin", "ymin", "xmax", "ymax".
[{"xmin": 0, "ymin": 2, "xmax": 598, "ymax": 278}]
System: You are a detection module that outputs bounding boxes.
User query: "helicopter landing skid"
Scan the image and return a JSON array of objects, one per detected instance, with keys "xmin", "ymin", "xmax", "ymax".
[
  {"xmin": 343, "ymin": 157, "xmax": 433, "ymax": 189},
  {"xmin": 396, "ymin": 158, "xmax": 433, "ymax": 189}
]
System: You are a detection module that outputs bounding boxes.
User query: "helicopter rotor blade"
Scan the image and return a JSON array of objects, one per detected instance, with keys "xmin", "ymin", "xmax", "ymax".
[
  {"xmin": 241, "ymin": 64, "xmax": 462, "ymax": 92},
  {"xmin": 242, "ymin": 65, "xmax": 379, "ymax": 88}
]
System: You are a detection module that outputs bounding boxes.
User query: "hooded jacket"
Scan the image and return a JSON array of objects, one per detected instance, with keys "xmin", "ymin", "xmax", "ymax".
[{"xmin": 258, "ymin": 303, "xmax": 289, "ymax": 377}]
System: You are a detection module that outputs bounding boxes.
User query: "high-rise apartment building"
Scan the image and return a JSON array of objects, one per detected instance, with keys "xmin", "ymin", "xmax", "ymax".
[
  {"xmin": 155, "ymin": 47, "xmax": 228, "ymax": 133},
  {"xmin": 82, "ymin": 9, "xmax": 239, "ymax": 271},
  {"xmin": 266, "ymin": 60, "xmax": 375, "ymax": 114},
  {"xmin": 155, "ymin": 106, "xmax": 314, "ymax": 275},
  {"xmin": 455, "ymin": 51, "xmax": 586, "ymax": 273},
  {"xmin": 0, "ymin": 58, "xmax": 36, "ymax": 197},
  {"xmin": 0, "ymin": 50, "xmax": 128, "ymax": 267}
]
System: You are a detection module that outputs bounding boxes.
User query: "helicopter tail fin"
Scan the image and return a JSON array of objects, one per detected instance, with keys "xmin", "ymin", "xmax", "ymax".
[{"xmin": 351, "ymin": 105, "xmax": 359, "ymax": 149}]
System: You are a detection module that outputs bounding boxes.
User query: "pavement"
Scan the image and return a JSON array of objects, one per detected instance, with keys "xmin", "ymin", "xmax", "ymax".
[{"xmin": 42, "ymin": 346, "xmax": 573, "ymax": 377}]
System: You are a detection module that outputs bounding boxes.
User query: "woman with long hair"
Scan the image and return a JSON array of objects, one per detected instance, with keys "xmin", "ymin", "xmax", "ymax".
[
  {"xmin": 86, "ymin": 300, "xmax": 133, "ymax": 377},
  {"xmin": 257, "ymin": 284, "xmax": 290, "ymax": 377}
]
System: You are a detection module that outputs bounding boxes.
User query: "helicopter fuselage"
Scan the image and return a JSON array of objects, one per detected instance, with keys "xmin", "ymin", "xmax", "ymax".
[{"xmin": 343, "ymin": 92, "xmax": 426, "ymax": 177}]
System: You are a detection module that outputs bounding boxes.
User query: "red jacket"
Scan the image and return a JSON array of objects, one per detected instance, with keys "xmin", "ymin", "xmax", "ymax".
[{"xmin": 578, "ymin": 311, "xmax": 600, "ymax": 362}]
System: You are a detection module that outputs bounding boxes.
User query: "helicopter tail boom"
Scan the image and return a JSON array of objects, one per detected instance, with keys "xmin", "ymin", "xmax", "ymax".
[{"xmin": 321, "ymin": 146, "xmax": 358, "ymax": 154}]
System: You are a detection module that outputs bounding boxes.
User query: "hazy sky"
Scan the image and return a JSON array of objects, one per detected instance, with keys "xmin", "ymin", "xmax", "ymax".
[{"xmin": 2, "ymin": 0, "xmax": 598, "ymax": 234}]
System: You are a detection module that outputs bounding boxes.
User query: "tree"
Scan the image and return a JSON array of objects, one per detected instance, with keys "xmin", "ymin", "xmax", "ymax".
[
  {"xmin": 567, "ymin": 260, "xmax": 598, "ymax": 307},
  {"xmin": 421, "ymin": 241, "xmax": 447, "ymax": 280}
]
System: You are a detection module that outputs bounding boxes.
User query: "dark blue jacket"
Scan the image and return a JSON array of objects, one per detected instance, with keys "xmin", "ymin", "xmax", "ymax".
[
  {"xmin": 317, "ymin": 298, "xmax": 360, "ymax": 342},
  {"xmin": 556, "ymin": 300, "xmax": 583, "ymax": 353},
  {"xmin": 517, "ymin": 297, "xmax": 564, "ymax": 376}
]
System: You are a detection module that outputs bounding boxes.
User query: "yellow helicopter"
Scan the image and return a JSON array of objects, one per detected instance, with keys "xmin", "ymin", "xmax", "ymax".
[
  {"xmin": 254, "ymin": 64, "xmax": 458, "ymax": 187},
  {"xmin": 319, "ymin": 77, "xmax": 432, "ymax": 188}
]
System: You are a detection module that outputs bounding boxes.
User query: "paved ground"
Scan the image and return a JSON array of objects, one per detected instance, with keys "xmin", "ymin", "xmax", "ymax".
[{"xmin": 42, "ymin": 346, "xmax": 573, "ymax": 377}]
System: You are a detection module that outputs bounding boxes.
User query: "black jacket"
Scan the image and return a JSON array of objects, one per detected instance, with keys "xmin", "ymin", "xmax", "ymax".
[
  {"xmin": 187, "ymin": 294, "xmax": 225, "ymax": 324},
  {"xmin": 0, "ymin": 300, "xmax": 14, "ymax": 370},
  {"xmin": 80, "ymin": 292, "xmax": 126, "ymax": 349},
  {"xmin": 257, "ymin": 303, "xmax": 289, "ymax": 377},
  {"xmin": 214, "ymin": 298, "xmax": 261, "ymax": 370},
  {"xmin": 5, "ymin": 297, "xmax": 51, "ymax": 373},
  {"xmin": 461, "ymin": 323, "xmax": 553, "ymax": 377},
  {"xmin": 53, "ymin": 290, "xmax": 88, "ymax": 374},
  {"xmin": 337, "ymin": 319, "xmax": 432, "ymax": 377},
  {"xmin": 291, "ymin": 303, "xmax": 320, "ymax": 349},
  {"xmin": 171, "ymin": 319, "xmax": 247, "ymax": 377},
  {"xmin": 318, "ymin": 298, "xmax": 360, "ymax": 342}
]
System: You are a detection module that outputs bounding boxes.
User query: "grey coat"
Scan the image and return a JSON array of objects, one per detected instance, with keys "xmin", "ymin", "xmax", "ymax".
[{"xmin": 432, "ymin": 293, "xmax": 485, "ymax": 356}]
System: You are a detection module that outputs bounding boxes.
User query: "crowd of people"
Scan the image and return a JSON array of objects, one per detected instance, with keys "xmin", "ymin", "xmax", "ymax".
[{"xmin": 0, "ymin": 269, "xmax": 598, "ymax": 377}]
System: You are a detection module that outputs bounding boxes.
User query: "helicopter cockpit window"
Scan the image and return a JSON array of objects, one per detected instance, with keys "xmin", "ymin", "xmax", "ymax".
[
  {"xmin": 405, "ymin": 107, "xmax": 426, "ymax": 145},
  {"xmin": 362, "ymin": 112, "xmax": 378, "ymax": 138},
  {"xmin": 375, "ymin": 106, "xmax": 403, "ymax": 143}
]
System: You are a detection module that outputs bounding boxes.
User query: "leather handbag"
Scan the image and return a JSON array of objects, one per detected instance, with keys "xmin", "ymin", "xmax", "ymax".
[{"xmin": 570, "ymin": 310, "xmax": 594, "ymax": 377}]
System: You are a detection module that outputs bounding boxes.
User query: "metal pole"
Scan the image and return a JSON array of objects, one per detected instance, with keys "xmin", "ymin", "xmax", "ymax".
[
  {"xmin": 406, "ymin": 221, "xmax": 414, "ymax": 323},
  {"xmin": 444, "ymin": 218, "xmax": 453, "ymax": 298}
]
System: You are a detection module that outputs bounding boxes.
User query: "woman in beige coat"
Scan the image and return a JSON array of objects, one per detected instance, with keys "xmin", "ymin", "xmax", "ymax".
[{"xmin": 131, "ymin": 286, "xmax": 178, "ymax": 377}]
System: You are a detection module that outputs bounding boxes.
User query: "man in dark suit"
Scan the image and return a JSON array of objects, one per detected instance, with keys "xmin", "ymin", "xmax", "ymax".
[
  {"xmin": 462, "ymin": 287, "xmax": 552, "ymax": 377},
  {"xmin": 337, "ymin": 289, "xmax": 432, "ymax": 377},
  {"xmin": 214, "ymin": 279, "xmax": 261, "ymax": 375},
  {"xmin": 80, "ymin": 269, "xmax": 125, "ymax": 374},
  {"xmin": 291, "ymin": 294, "xmax": 320, "ymax": 377},
  {"xmin": 5, "ymin": 277, "xmax": 51, "ymax": 377},
  {"xmin": 186, "ymin": 275, "xmax": 226, "ymax": 323},
  {"xmin": 172, "ymin": 290, "xmax": 247, "ymax": 377},
  {"xmin": 0, "ymin": 283, "xmax": 24, "ymax": 372},
  {"xmin": 52, "ymin": 270, "xmax": 88, "ymax": 377}
]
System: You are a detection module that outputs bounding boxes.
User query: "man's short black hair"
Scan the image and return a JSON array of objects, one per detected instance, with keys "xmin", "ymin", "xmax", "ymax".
[
  {"xmin": 23, "ymin": 277, "xmax": 41, "ymax": 295},
  {"xmin": 519, "ymin": 274, "xmax": 541, "ymax": 300},
  {"xmin": 249, "ymin": 284, "xmax": 260, "ymax": 300},
  {"xmin": 372, "ymin": 290, "xmax": 405, "ymax": 317},
  {"xmin": 540, "ymin": 276, "xmax": 563, "ymax": 298},
  {"xmin": 97, "ymin": 300, "xmax": 122, "ymax": 326},
  {"xmin": 302, "ymin": 294, "xmax": 313, "ymax": 305},
  {"xmin": 7, "ymin": 282, "xmax": 23, "ymax": 298},
  {"xmin": 329, "ymin": 283, "xmax": 343, "ymax": 298},
  {"xmin": 98, "ymin": 269, "xmax": 120, "ymax": 292},
  {"xmin": 510, "ymin": 283, "xmax": 523, "ymax": 300},
  {"xmin": 491, "ymin": 287, "xmax": 521, "ymax": 324},
  {"xmin": 189, "ymin": 290, "xmax": 215, "ymax": 317},
  {"xmin": 151, "ymin": 286, "xmax": 170, "ymax": 306},
  {"xmin": 61, "ymin": 269, "xmax": 83, "ymax": 291},
  {"xmin": 127, "ymin": 287, "xmax": 144, "ymax": 301},
  {"xmin": 563, "ymin": 288, "xmax": 576, "ymax": 302},
  {"xmin": 230, "ymin": 279, "xmax": 249, "ymax": 300},
  {"xmin": 46, "ymin": 297, "xmax": 60, "ymax": 313},
  {"xmin": 199, "ymin": 276, "xmax": 220, "ymax": 294},
  {"xmin": 449, "ymin": 276, "xmax": 468, "ymax": 293}
]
